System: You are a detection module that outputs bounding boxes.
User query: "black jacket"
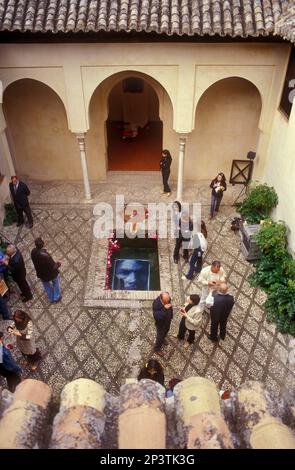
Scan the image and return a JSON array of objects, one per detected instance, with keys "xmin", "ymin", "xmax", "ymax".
[
  {"xmin": 9, "ymin": 181, "xmax": 31, "ymax": 209},
  {"xmin": 160, "ymin": 155, "xmax": 172, "ymax": 173},
  {"xmin": 153, "ymin": 296, "xmax": 173, "ymax": 329},
  {"xmin": 210, "ymin": 293, "xmax": 234, "ymax": 322},
  {"xmin": 8, "ymin": 250, "xmax": 26, "ymax": 280},
  {"xmin": 210, "ymin": 178, "xmax": 227, "ymax": 198},
  {"xmin": 31, "ymin": 248, "xmax": 60, "ymax": 282}
]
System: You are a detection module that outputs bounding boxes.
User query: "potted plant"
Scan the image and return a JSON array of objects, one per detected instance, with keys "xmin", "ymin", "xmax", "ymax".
[{"xmin": 235, "ymin": 183, "xmax": 278, "ymax": 224}]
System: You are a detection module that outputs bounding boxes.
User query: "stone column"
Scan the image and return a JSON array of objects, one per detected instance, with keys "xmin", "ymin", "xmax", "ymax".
[
  {"xmin": 0, "ymin": 95, "xmax": 15, "ymax": 224},
  {"xmin": 176, "ymin": 135, "xmax": 187, "ymax": 201},
  {"xmin": 174, "ymin": 377, "xmax": 233, "ymax": 449},
  {"xmin": 0, "ymin": 379, "xmax": 52, "ymax": 449},
  {"xmin": 75, "ymin": 133, "xmax": 92, "ymax": 201},
  {"xmin": 50, "ymin": 378, "xmax": 106, "ymax": 449},
  {"xmin": 236, "ymin": 380, "xmax": 295, "ymax": 449},
  {"xmin": 119, "ymin": 380, "xmax": 166, "ymax": 449}
]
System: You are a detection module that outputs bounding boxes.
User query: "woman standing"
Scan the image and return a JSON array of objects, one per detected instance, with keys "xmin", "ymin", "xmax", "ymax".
[
  {"xmin": 210, "ymin": 172, "xmax": 227, "ymax": 218},
  {"xmin": 174, "ymin": 294, "xmax": 203, "ymax": 348},
  {"xmin": 8, "ymin": 310, "xmax": 41, "ymax": 371},
  {"xmin": 160, "ymin": 150, "xmax": 172, "ymax": 196},
  {"xmin": 138, "ymin": 358, "xmax": 165, "ymax": 386}
]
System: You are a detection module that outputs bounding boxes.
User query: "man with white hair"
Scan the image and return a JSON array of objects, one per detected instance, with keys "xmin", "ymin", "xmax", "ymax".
[
  {"xmin": 3, "ymin": 245, "xmax": 32, "ymax": 302},
  {"xmin": 206, "ymin": 283, "xmax": 234, "ymax": 342}
]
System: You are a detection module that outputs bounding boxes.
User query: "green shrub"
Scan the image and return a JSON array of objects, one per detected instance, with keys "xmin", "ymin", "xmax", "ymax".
[
  {"xmin": 248, "ymin": 219, "xmax": 295, "ymax": 336},
  {"xmin": 265, "ymin": 280, "xmax": 295, "ymax": 335},
  {"xmin": 249, "ymin": 255, "xmax": 290, "ymax": 292},
  {"xmin": 255, "ymin": 220, "xmax": 287, "ymax": 259},
  {"xmin": 235, "ymin": 183, "xmax": 278, "ymax": 224},
  {"xmin": 3, "ymin": 203, "xmax": 17, "ymax": 226}
]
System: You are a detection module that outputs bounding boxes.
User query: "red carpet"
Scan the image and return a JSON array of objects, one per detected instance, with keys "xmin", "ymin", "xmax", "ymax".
[{"xmin": 107, "ymin": 121, "xmax": 163, "ymax": 171}]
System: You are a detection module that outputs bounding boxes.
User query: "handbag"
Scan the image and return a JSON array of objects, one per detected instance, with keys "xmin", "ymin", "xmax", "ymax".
[
  {"xmin": 0, "ymin": 278, "xmax": 8, "ymax": 297},
  {"xmin": 188, "ymin": 232, "xmax": 208, "ymax": 252}
]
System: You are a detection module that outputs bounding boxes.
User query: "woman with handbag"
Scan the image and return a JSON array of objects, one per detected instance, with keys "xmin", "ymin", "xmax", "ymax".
[
  {"xmin": 8, "ymin": 310, "xmax": 41, "ymax": 371},
  {"xmin": 173, "ymin": 294, "xmax": 203, "ymax": 348}
]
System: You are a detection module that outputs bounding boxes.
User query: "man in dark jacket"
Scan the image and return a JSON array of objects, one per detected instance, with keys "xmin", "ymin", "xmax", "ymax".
[
  {"xmin": 206, "ymin": 283, "xmax": 234, "ymax": 342},
  {"xmin": 0, "ymin": 331, "xmax": 22, "ymax": 392},
  {"xmin": 4, "ymin": 245, "xmax": 32, "ymax": 302},
  {"xmin": 152, "ymin": 291, "xmax": 173, "ymax": 357},
  {"xmin": 31, "ymin": 237, "xmax": 61, "ymax": 303},
  {"xmin": 9, "ymin": 176, "xmax": 33, "ymax": 228}
]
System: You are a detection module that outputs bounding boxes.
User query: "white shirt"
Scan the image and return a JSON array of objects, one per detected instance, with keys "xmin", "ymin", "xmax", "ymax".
[{"xmin": 198, "ymin": 265, "xmax": 226, "ymax": 286}]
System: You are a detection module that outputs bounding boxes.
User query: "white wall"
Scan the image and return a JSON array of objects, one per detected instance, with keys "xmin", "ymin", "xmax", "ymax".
[{"xmin": 263, "ymin": 105, "xmax": 295, "ymax": 253}]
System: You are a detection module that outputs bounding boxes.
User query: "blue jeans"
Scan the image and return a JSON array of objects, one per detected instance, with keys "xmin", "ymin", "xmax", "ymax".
[
  {"xmin": 210, "ymin": 194, "xmax": 223, "ymax": 216},
  {"xmin": 42, "ymin": 276, "xmax": 61, "ymax": 302},
  {"xmin": 186, "ymin": 249, "xmax": 203, "ymax": 280}
]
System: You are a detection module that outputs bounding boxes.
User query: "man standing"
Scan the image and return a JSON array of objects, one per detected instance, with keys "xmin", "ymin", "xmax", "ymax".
[
  {"xmin": 31, "ymin": 237, "xmax": 61, "ymax": 303},
  {"xmin": 152, "ymin": 292, "xmax": 173, "ymax": 357},
  {"xmin": 0, "ymin": 331, "xmax": 22, "ymax": 392},
  {"xmin": 5, "ymin": 245, "xmax": 32, "ymax": 302},
  {"xmin": 9, "ymin": 175, "xmax": 33, "ymax": 228},
  {"xmin": 198, "ymin": 260, "xmax": 226, "ymax": 307},
  {"xmin": 206, "ymin": 283, "xmax": 234, "ymax": 342}
]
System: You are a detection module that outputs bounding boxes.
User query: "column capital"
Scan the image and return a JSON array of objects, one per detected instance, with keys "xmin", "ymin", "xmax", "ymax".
[
  {"xmin": 178, "ymin": 134, "xmax": 188, "ymax": 148},
  {"xmin": 75, "ymin": 132, "xmax": 86, "ymax": 151}
]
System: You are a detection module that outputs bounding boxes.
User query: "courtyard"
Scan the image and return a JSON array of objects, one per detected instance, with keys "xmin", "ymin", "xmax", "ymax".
[{"xmin": 0, "ymin": 172, "xmax": 294, "ymax": 401}]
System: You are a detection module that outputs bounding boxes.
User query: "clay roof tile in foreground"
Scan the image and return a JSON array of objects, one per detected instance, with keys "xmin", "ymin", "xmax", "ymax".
[{"xmin": 0, "ymin": 0, "xmax": 293, "ymax": 41}]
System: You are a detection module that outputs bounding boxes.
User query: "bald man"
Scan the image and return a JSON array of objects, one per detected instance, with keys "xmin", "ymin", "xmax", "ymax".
[
  {"xmin": 206, "ymin": 283, "xmax": 234, "ymax": 342},
  {"xmin": 152, "ymin": 292, "xmax": 173, "ymax": 357}
]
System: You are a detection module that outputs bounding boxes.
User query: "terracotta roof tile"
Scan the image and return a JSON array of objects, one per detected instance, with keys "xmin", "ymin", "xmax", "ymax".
[
  {"xmin": 274, "ymin": 0, "xmax": 295, "ymax": 42},
  {"xmin": 0, "ymin": 0, "xmax": 293, "ymax": 42}
]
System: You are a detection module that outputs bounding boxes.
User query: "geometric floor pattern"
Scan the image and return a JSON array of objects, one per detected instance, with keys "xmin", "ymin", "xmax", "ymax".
[{"xmin": 0, "ymin": 175, "xmax": 294, "ymax": 402}]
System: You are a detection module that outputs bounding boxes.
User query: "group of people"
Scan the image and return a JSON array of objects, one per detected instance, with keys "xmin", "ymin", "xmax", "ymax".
[
  {"xmin": 139, "ymin": 258, "xmax": 234, "ymax": 387},
  {"xmin": 0, "ymin": 237, "xmax": 62, "ymax": 307},
  {"xmin": 0, "ymin": 230, "xmax": 63, "ymax": 391},
  {"xmin": 152, "ymin": 266, "xmax": 234, "ymax": 359}
]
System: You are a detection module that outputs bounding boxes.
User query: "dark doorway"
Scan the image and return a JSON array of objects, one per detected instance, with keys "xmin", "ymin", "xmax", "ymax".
[{"xmin": 107, "ymin": 78, "xmax": 162, "ymax": 170}]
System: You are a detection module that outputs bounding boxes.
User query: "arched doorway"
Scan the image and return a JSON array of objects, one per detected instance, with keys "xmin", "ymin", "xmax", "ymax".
[
  {"xmin": 88, "ymin": 72, "xmax": 170, "ymax": 174},
  {"xmin": 3, "ymin": 79, "xmax": 78, "ymax": 180},
  {"xmin": 107, "ymin": 76, "xmax": 162, "ymax": 170},
  {"xmin": 186, "ymin": 77, "xmax": 262, "ymax": 180}
]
